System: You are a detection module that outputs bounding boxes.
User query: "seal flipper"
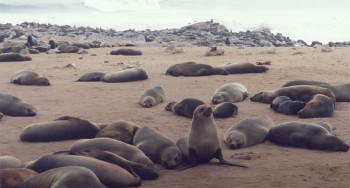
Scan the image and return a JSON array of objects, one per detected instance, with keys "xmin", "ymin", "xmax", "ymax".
[
  {"xmin": 214, "ymin": 148, "xmax": 248, "ymax": 168},
  {"xmin": 176, "ymin": 148, "xmax": 198, "ymax": 171}
]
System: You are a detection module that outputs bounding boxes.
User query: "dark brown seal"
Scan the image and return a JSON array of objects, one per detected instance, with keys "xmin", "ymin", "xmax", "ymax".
[
  {"xmin": 10, "ymin": 70, "xmax": 50, "ymax": 86},
  {"xmin": 217, "ymin": 62, "xmax": 269, "ymax": 74},
  {"xmin": 270, "ymin": 96, "xmax": 306, "ymax": 115},
  {"xmin": 0, "ymin": 93, "xmax": 36, "ymax": 116},
  {"xmin": 0, "ymin": 53, "xmax": 31, "ymax": 62},
  {"xmin": 165, "ymin": 62, "xmax": 229, "ymax": 77},
  {"xmin": 95, "ymin": 120, "xmax": 140, "ymax": 144},
  {"xmin": 165, "ymin": 98, "xmax": 205, "ymax": 118},
  {"xmin": 103, "ymin": 67, "xmax": 148, "ymax": 82},
  {"xmin": 110, "ymin": 48, "xmax": 142, "ymax": 55},
  {"xmin": 0, "ymin": 168, "xmax": 38, "ymax": 188},
  {"xmin": 212, "ymin": 102, "xmax": 238, "ymax": 118},
  {"xmin": 57, "ymin": 45, "xmax": 79, "ymax": 53},
  {"xmin": 297, "ymin": 94, "xmax": 335, "ymax": 118}
]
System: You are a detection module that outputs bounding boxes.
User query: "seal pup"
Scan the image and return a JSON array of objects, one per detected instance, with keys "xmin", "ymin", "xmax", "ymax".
[
  {"xmin": 0, "ymin": 156, "xmax": 22, "ymax": 169},
  {"xmin": 95, "ymin": 120, "xmax": 140, "ymax": 144},
  {"xmin": 176, "ymin": 104, "xmax": 247, "ymax": 170},
  {"xmin": 165, "ymin": 98, "xmax": 205, "ymax": 118},
  {"xmin": 270, "ymin": 96, "xmax": 306, "ymax": 115},
  {"xmin": 103, "ymin": 67, "xmax": 148, "ymax": 83},
  {"xmin": 0, "ymin": 93, "xmax": 36, "ymax": 116},
  {"xmin": 133, "ymin": 126, "xmax": 182, "ymax": 169},
  {"xmin": 0, "ymin": 53, "xmax": 31, "ymax": 62},
  {"xmin": 268, "ymin": 122, "xmax": 349, "ymax": 151},
  {"xmin": 0, "ymin": 168, "xmax": 38, "ymax": 188},
  {"xmin": 110, "ymin": 48, "xmax": 142, "ymax": 55},
  {"xmin": 212, "ymin": 102, "xmax": 238, "ymax": 118},
  {"xmin": 211, "ymin": 83, "xmax": 249, "ymax": 104},
  {"xmin": 139, "ymin": 86, "xmax": 164, "ymax": 108},
  {"xmin": 165, "ymin": 62, "xmax": 229, "ymax": 77},
  {"xmin": 10, "ymin": 70, "xmax": 50, "ymax": 86},
  {"xmin": 250, "ymin": 85, "xmax": 336, "ymax": 104},
  {"xmin": 297, "ymin": 94, "xmax": 335, "ymax": 118},
  {"xmin": 76, "ymin": 72, "xmax": 106, "ymax": 82},
  {"xmin": 217, "ymin": 62, "xmax": 269, "ymax": 74},
  {"xmin": 224, "ymin": 115, "xmax": 275, "ymax": 149},
  {"xmin": 20, "ymin": 116, "xmax": 100, "ymax": 142}
]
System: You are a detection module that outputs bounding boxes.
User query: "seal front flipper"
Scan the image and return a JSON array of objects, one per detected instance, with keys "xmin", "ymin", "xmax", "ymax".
[
  {"xmin": 176, "ymin": 148, "xmax": 198, "ymax": 171},
  {"xmin": 214, "ymin": 148, "xmax": 248, "ymax": 168}
]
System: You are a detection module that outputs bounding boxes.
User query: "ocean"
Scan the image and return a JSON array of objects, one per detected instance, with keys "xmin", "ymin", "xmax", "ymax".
[{"xmin": 0, "ymin": 0, "xmax": 349, "ymax": 44}]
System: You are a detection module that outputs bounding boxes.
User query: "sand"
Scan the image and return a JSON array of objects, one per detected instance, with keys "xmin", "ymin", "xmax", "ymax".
[{"xmin": 0, "ymin": 46, "xmax": 349, "ymax": 187}]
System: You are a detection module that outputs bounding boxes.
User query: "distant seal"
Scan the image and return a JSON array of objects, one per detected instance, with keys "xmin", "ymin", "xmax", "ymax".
[
  {"xmin": 70, "ymin": 137, "xmax": 154, "ymax": 166},
  {"xmin": 58, "ymin": 45, "xmax": 79, "ymax": 53},
  {"xmin": 96, "ymin": 120, "xmax": 140, "ymax": 144},
  {"xmin": 270, "ymin": 96, "xmax": 306, "ymax": 115},
  {"xmin": 139, "ymin": 86, "xmax": 164, "ymax": 108},
  {"xmin": 176, "ymin": 104, "xmax": 247, "ymax": 170},
  {"xmin": 250, "ymin": 85, "xmax": 336, "ymax": 104},
  {"xmin": 282, "ymin": 80, "xmax": 350, "ymax": 102},
  {"xmin": 20, "ymin": 116, "xmax": 100, "ymax": 142},
  {"xmin": 103, "ymin": 67, "xmax": 148, "ymax": 82},
  {"xmin": 76, "ymin": 72, "xmax": 106, "ymax": 82},
  {"xmin": 224, "ymin": 115, "xmax": 275, "ymax": 149},
  {"xmin": 205, "ymin": 46, "xmax": 224, "ymax": 56},
  {"xmin": 133, "ymin": 126, "xmax": 182, "ymax": 169},
  {"xmin": 27, "ymin": 35, "xmax": 38, "ymax": 47},
  {"xmin": 0, "ymin": 112, "xmax": 3, "ymax": 120},
  {"xmin": 0, "ymin": 93, "xmax": 36, "ymax": 116},
  {"xmin": 165, "ymin": 98, "xmax": 205, "ymax": 118},
  {"xmin": 10, "ymin": 70, "xmax": 50, "ymax": 86},
  {"xmin": 165, "ymin": 62, "xmax": 229, "ymax": 77},
  {"xmin": 110, "ymin": 48, "xmax": 142, "ymax": 56},
  {"xmin": 72, "ymin": 42, "xmax": 90, "ymax": 49},
  {"xmin": 297, "ymin": 94, "xmax": 335, "ymax": 118},
  {"xmin": 0, "ymin": 156, "xmax": 22, "ymax": 169},
  {"xmin": 217, "ymin": 62, "xmax": 269, "ymax": 74},
  {"xmin": 0, "ymin": 168, "xmax": 38, "ymax": 188},
  {"xmin": 268, "ymin": 121, "xmax": 349, "ymax": 151},
  {"xmin": 211, "ymin": 83, "xmax": 249, "ymax": 104},
  {"xmin": 0, "ymin": 53, "xmax": 31, "ymax": 62},
  {"xmin": 0, "ymin": 46, "xmax": 26, "ymax": 53},
  {"xmin": 48, "ymin": 40, "xmax": 58, "ymax": 49},
  {"xmin": 20, "ymin": 166, "xmax": 106, "ymax": 188},
  {"xmin": 212, "ymin": 102, "xmax": 238, "ymax": 118}
]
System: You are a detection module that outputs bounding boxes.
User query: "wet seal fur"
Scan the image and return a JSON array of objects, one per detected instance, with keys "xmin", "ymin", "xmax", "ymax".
[
  {"xmin": 270, "ymin": 96, "xmax": 306, "ymax": 115},
  {"xmin": 212, "ymin": 83, "xmax": 249, "ymax": 104},
  {"xmin": 297, "ymin": 94, "xmax": 335, "ymax": 118},
  {"xmin": 139, "ymin": 86, "xmax": 164, "ymax": 108},
  {"xmin": 165, "ymin": 98, "xmax": 205, "ymax": 118},
  {"xmin": 0, "ymin": 168, "xmax": 38, "ymax": 188},
  {"xmin": 176, "ymin": 104, "xmax": 247, "ymax": 170},
  {"xmin": 165, "ymin": 62, "xmax": 229, "ymax": 77},
  {"xmin": 96, "ymin": 120, "xmax": 140, "ymax": 144},
  {"xmin": 103, "ymin": 67, "xmax": 148, "ymax": 82},
  {"xmin": 0, "ymin": 53, "xmax": 31, "ymax": 62},
  {"xmin": 10, "ymin": 70, "xmax": 50, "ymax": 86},
  {"xmin": 224, "ymin": 115, "xmax": 275, "ymax": 149},
  {"xmin": 20, "ymin": 116, "xmax": 100, "ymax": 142},
  {"xmin": 0, "ymin": 93, "xmax": 36, "ymax": 116},
  {"xmin": 76, "ymin": 72, "xmax": 106, "ymax": 82},
  {"xmin": 217, "ymin": 62, "xmax": 269, "ymax": 74},
  {"xmin": 212, "ymin": 102, "xmax": 238, "ymax": 118},
  {"xmin": 110, "ymin": 48, "xmax": 142, "ymax": 56},
  {"xmin": 133, "ymin": 126, "xmax": 182, "ymax": 169},
  {"xmin": 268, "ymin": 121, "xmax": 349, "ymax": 152}
]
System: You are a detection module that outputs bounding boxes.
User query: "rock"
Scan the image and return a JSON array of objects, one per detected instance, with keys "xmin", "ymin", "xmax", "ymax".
[{"xmin": 321, "ymin": 46, "xmax": 332, "ymax": 53}]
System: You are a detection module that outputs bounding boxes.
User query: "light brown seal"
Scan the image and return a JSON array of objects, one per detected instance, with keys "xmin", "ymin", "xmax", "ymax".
[
  {"xmin": 95, "ymin": 120, "xmax": 140, "ymax": 144},
  {"xmin": 165, "ymin": 62, "xmax": 229, "ymax": 77},
  {"xmin": 76, "ymin": 72, "xmax": 106, "ymax": 82},
  {"xmin": 0, "ymin": 156, "xmax": 22, "ymax": 169},
  {"xmin": 217, "ymin": 62, "xmax": 269, "ymax": 74},
  {"xmin": 0, "ymin": 168, "xmax": 38, "ymax": 188},
  {"xmin": 211, "ymin": 83, "xmax": 249, "ymax": 104},
  {"xmin": 10, "ymin": 70, "xmax": 50, "ymax": 86},
  {"xmin": 297, "ymin": 94, "xmax": 335, "ymax": 118},
  {"xmin": 0, "ymin": 53, "xmax": 31, "ymax": 62},
  {"xmin": 139, "ymin": 86, "xmax": 165, "ymax": 108},
  {"xmin": 0, "ymin": 93, "xmax": 36, "ymax": 116},
  {"xmin": 103, "ymin": 67, "xmax": 148, "ymax": 82},
  {"xmin": 165, "ymin": 98, "xmax": 205, "ymax": 118}
]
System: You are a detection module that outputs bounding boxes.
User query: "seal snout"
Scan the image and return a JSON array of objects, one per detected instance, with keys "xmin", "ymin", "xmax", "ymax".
[{"xmin": 203, "ymin": 106, "xmax": 213, "ymax": 117}]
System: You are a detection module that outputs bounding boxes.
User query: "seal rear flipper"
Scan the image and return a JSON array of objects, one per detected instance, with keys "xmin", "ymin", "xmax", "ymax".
[
  {"xmin": 176, "ymin": 148, "xmax": 198, "ymax": 171},
  {"xmin": 214, "ymin": 148, "xmax": 248, "ymax": 168}
]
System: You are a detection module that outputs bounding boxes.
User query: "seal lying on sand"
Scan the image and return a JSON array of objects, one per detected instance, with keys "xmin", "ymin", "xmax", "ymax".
[
  {"xmin": 103, "ymin": 67, "xmax": 148, "ymax": 82},
  {"xmin": 165, "ymin": 98, "xmax": 205, "ymax": 118},
  {"xmin": 0, "ymin": 156, "xmax": 22, "ymax": 169},
  {"xmin": 0, "ymin": 168, "xmax": 38, "ymax": 188},
  {"xmin": 211, "ymin": 83, "xmax": 249, "ymax": 104},
  {"xmin": 217, "ymin": 63, "xmax": 269, "ymax": 74},
  {"xmin": 0, "ymin": 53, "xmax": 31, "ymax": 62},
  {"xmin": 270, "ymin": 96, "xmax": 306, "ymax": 115},
  {"xmin": 57, "ymin": 45, "xmax": 79, "ymax": 53},
  {"xmin": 76, "ymin": 72, "xmax": 106, "ymax": 82},
  {"xmin": 212, "ymin": 102, "xmax": 238, "ymax": 118},
  {"xmin": 96, "ymin": 120, "xmax": 140, "ymax": 144},
  {"xmin": 110, "ymin": 48, "xmax": 142, "ymax": 56},
  {"xmin": 165, "ymin": 62, "xmax": 229, "ymax": 77},
  {"xmin": 139, "ymin": 86, "xmax": 164, "ymax": 108},
  {"xmin": 268, "ymin": 121, "xmax": 349, "ymax": 152},
  {"xmin": 0, "ymin": 93, "xmax": 36, "ymax": 116},
  {"xmin": 297, "ymin": 94, "xmax": 335, "ymax": 118},
  {"xmin": 10, "ymin": 70, "xmax": 50, "ymax": 86}
]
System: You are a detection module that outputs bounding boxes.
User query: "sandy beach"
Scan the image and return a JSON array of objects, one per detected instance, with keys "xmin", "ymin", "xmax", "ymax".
[{"xmin": 0, "ymin": 46, "xmax": 349, "ymax": 187}]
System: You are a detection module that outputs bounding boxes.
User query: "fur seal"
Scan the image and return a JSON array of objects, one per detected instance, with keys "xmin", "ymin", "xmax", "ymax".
[
  {"xmin": 0, "ymin": 168, "xmax": 38, "ymax": 188},
  {"xmin": 224, "ymin": 115, "xmax": 275, "ymax": 149},
  {"xmin": 133, "ymin": 126, "xmax": 182, "ymax": 169},
  {"xmin": 72, "ymin": 42, "xmax": 91, "ymax": 49},
  {"xmin": 0, "ymin": 93, "xmax": 36, "ymax": 116},
  {"xmin": 212, "ymin": 102, "xmax": 238, "ymax": 118},
  {"xmin": 20, "ymin": 116, "xmax": 100, "ymax": 142},
  {"xmin": 48, "ymin": 40, "xmax": 58, "ymax": 49},
  {"xmin": 110, "ymin": 48, "xmax": 142, "ymax": 56},
  {"xmin": 103, "ymin": 67, "xmax": 148, "ymax": 82},
  {"xmin": 0, "ymin": 112, "xmax": 3, "ymax": 120},
  {"xmin": 0, "ymin": 53, "xmax": 31, "ymax": 62},
  {"xmin": 139, "ymin": 86, "xmax": 164, "ymax": 108},
  {"xmin": 76, "ymin": 72, "xmax": 106, "ymax": 82},
  {"xmin": 176, "ymin": 104, "xmax": 247, "ymax": 170},
  {"xmin": 282, "ymin": 80, "xmax": 350, "ymax": 102},
  {"xmin": 0, "ymin": 156, "xmax": 22, "ymax": 169},
  {"xmin": 297, "ymin": 94, "xmax": 335, "ymax": 118},
  {"xmin": 10, "ymin": 70, "xmax": 50, "ymax": 86},
  {"xmin": 20, "ymin": 166, "xmax": 106, "ymax": 188},
  {"xmin": 268, "ymin": 121, "xmax": 349, "ymax": 151},
  {"xmin": 95, "ymin": 120, "xmax": 140, "ymax": 144},
  {"xmin": 205, "ymin": 46, "xmax": 224, "ymax": 56},
  {"xmin": 270, "ymin": 96, "xmax": 306, "ymax": 115},
  {"xmin": 211, "ymin": 83, "xmax": 249, "ymax": 104},
  {"xmin": 70, "ymin": 137, "xmax": 154, "ymax": 166},
  {"xmin": 57, "ymin": 45, "xmax": 79, "ymax": 53},
  {"xmin": 217, "ymin": 62, "xmax": 269, "ymax": 74},
  {"xmin": 165, "ymin": 98, "xmax": 205, "ymax": 118},
  {"xmin": 165, "ymin": 62, "xmax": 229, "ymax": 77},
  {"xmin": 27, "ymin": 35, "xmax": 38, "ymax": 47},
  {"xmin": 250, "ymin": 85, "xmax": 336, "ymax": 104}
]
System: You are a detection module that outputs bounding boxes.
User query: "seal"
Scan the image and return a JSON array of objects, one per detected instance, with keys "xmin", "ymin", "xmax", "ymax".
[
  {"xmin": 0, "ymin": 93, "xmax": 36, "ymax": 116},
  {"xmin": 165, "ymin": 98, "xmax": 205, "ymax": 118},
  {"xmin": 0, "ymin": 156, "xmax": 22, "ymax": 169},
  {"xmin": 133, "ymin": 126, "xmax": 182, "ymax": 169},
  {"xmin": 10, "ymin": 70, "xmax": 50, "ymax": 86},
  {"xmin": 217, "ymin": 62, "xmax": 269, "ymax": 74},
  {"xmin": 57, "ymin": 45, "xmax": 79, "ymax": 53},
  {"xmin": 103, "ymin": 67, "xmax": 148, "ymax": 83},
  {"xmin": 0, "ymin": 168, "xmax": 38, "ymax": 188},
  {"xmin": 270, "ymin": 96, "xmax": 306, "ymax": 115},
  {"xmin": 224, "ymin": 115, "xmax": 275, "ymax": 149},
  {"xmin": 95, "ymin": 120, "xmax": 140, "ymax": 144},
  {"xmin": 70, "ymin": 137, "xmax": 154, "ymax": 166},
  {"xmin": 76, "ymin": 72, "xmax": 106, "ymax": 82},
  {"xmin": 110, "ymin": 48, "xmax": 142, "ymax": 56},
  {"xmin": 20, "ymin": 116, "xmax": 100, "ymax": 142},
  {"xmin": 250, "ymin": 85, "xmax": 336, "ymax": 104},
  {"xmin": 0, "ymin": 53, "xmax": 31, "ymax": 62},
  {"xmin": 282, "ymin": 80, "xmax": 350, "ymax": 102},
  {"xmin": 268, "ymin": 121, "xmax": 349, "ymax": 151},
  {"xmin": 205, "ymin": 46, "xmax": 224, "ymax": 56},
  {"xmin": 211, "ymin": 83, "xmax": 249, "ymax": 104},
  {"xmin": 139, "ymin": 86, "xmax": 164, "ymax": 108},
  {"xmin": 48, "ymin": 40, "xmax": 58, "ymax": 49},
  {"xmin": 165, "ymin": 62, "xmax": 229, "ymax": 77},
  {"xmin": 176, "ymin": 104, "xmax": 248, "ymax": 170},
  {"xmin": 297, "ymin": 94, "xmax": 335, "ymax": 118},
  {"xmin": 0, "ymin": 112, "xmax": 3, "ymax": 120},
  {"xmin": 212, "ymin": 102, "xmax": 238, "ymax": 118},
  {"xmin": 19, "ymin": 166, "xmax": 106, "ymax": 188},
  {"xmin": 27, "ymin": 35, "xmax": 38, "ymax": 47}
]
